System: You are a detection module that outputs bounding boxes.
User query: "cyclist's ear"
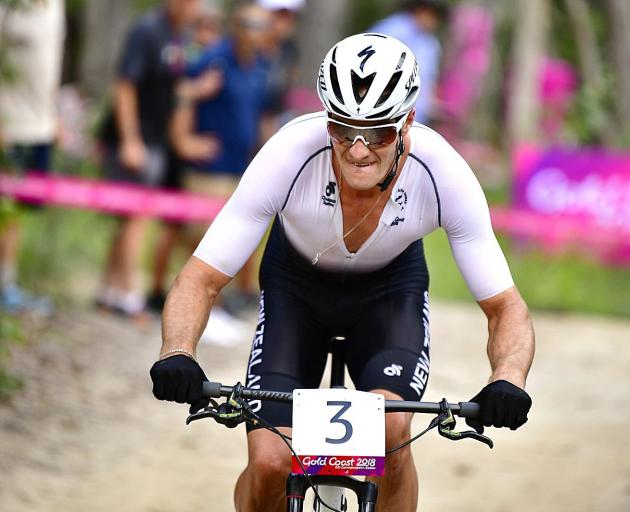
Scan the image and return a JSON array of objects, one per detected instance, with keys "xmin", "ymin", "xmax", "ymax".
[{"xmin": 402, "ymin": 109, "xmax": 415, "ymax": 135}]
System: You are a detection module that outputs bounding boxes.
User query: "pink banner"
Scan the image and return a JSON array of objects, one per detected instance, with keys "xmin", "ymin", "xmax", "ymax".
[
  {"xmin": 492, "ymin": 147, "xmax": 630, "ymax": 264},
  {"xmin": 0, "ymin": 172, "xmax": 227, "ymax": 223}
]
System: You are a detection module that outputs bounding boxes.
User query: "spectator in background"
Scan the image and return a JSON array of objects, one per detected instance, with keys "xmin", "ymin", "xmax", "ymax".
[
  {"xmin": 257, "ymin": 0, "xmax": 304, "ymax": 140},
  {"xmin": 0, "ymin": 0, "xmax": 65, "ymax": 315},
  {"xmin": 147, "ymin": 0, "xmax": 224, "ymax": 313},
  {"xmin": 97, "ymin": 0, "xmax": 202, "ymax": 318},
  {"xmin": 369, "ymin": 0, "xmax": 449, "ymax": 125},
  {"xmin": 171, "ymin": 2, "xmax": 272, "ymax": 325}
]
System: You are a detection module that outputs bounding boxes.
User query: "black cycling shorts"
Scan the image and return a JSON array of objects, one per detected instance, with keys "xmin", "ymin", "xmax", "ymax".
[{"xmin": 244, "ymin": 220, "xmax": 431, "ymax": 431}]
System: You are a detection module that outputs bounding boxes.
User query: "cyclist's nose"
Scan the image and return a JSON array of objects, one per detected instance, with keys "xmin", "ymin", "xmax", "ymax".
[{"xmin": 348, "ymin": 138, "xmax": 371, "ymax": 159}]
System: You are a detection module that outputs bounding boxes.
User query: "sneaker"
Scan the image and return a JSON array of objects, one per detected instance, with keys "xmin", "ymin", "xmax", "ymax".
[
  {"xmin": 199, "ymin": 306, "xmax": 251, "ymax": 347},
  {"xmin": 146, "ymin": 291, "xmax": 167, "ymax": 314},
  {"xmin": 95, "ymin": 287, "xmax": 146, "ymax": 318},
  {"xmin": 0, "ymin": 284, "xmax": 53, "ymax": 316}
]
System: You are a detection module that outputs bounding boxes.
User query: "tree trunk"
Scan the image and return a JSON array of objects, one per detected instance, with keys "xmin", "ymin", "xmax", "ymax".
[
  {"xmin": 79, "ymin": 0, "xmax": 133, "ymax": 99},
  {"xmin": 506, "ymin": 0, "xmax": 549, "ymax": 147},
  {"xmin": 605, "ymin": 0, "xmax": 630, "ymax": 139},
  {"xmin": 563, "ymin": 0, "xmax": 616, "ymax": 144},
  {"xmin": 294, "ymin": 1, "xmax": 353, "ymax": 90},
  {"xmin": 563, "ymin": 0, "xmax": 603, "ymax": 84}
]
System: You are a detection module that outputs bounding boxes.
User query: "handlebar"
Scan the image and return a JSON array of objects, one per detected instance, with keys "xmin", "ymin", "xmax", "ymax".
[{"xmin": 201, "ymin": 381, "xmax": 481, "ymax": 419}]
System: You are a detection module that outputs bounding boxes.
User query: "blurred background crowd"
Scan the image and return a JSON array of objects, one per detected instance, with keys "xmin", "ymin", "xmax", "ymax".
[{"xmin": 1, "ymin": 0, "xmax": 630, "ymax": 375}]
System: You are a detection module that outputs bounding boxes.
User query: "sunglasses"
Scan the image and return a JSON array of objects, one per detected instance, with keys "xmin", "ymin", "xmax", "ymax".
[{"xmin": 327, "ymin": 114, "xmax": 407, "ymax": 148}]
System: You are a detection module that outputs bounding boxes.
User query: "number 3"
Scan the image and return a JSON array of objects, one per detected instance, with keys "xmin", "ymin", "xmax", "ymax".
[{"xmin": 326, "ymin": 401, "xmax": 353, "ymax": 444}]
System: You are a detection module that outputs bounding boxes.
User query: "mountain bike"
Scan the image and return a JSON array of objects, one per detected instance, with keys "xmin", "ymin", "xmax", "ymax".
[{"xmin": 187, "ymin": 337, "xmax": 493, "ymax": 511}]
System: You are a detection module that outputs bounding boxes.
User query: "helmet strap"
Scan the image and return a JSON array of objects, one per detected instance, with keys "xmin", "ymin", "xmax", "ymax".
[{"xmin": 377, "ymin": 133, "xmax": 405, "ymax": 192}]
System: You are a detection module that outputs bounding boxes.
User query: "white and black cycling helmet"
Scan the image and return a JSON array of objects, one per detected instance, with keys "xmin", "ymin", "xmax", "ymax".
[{"xmin": 317, "ymin": 33, "xmax": 420, "ymax": 121}]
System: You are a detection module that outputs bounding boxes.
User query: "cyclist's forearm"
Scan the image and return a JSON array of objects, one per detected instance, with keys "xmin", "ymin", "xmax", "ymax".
[
  {"xmin": 479, "ymin": 287, "xmax": 535, "ymax": 388},
  {"xmin": 160, "ymin": 257, "xmax": 230, "ymax": 357}
]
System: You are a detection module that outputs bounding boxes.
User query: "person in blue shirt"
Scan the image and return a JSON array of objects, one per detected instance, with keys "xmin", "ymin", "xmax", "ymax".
[
  {"xmin": 369, "ymin": 0, "xmax": 449, "ymax": 125},
  {"xmin": 171, "ymin": 2, "xmax": 273, "ymax": 319},
  {"xmin": 172, "ymin": 2, "xmax": 271, "ymax": 176}
]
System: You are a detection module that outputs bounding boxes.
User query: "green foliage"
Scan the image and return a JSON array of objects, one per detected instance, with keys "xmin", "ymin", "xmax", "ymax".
[
  {"xmin": 345, "ymin": 0, "xmax": 396, "ymax": 34},
  {"xmin": 425, "ymin": 230, "xmax": 630, "ymax": 317},
  {"xmin": 566, "ymin": 72, "xmax": 616, "ymax": 145},
  {"xmin": 0, "ymin": 315, "xmax": 24, "ymax": 399},
  {"xmin": 18, "ymin": 207, "xmax": 116, "ymax": 297},
  {"xmin": 133, "ymin": 0, "xmax": 162, "ymax": 13}
]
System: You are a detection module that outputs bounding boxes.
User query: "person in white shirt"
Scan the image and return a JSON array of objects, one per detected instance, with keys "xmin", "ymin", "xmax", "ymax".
[{"xmin": 0, "ymin": 0, "xmax": 65, "ymax": 314}]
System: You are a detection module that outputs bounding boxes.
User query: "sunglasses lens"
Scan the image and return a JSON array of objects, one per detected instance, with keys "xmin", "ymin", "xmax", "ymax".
[{"xmin": 327, "ymin": 122, "xmax": 398, "ymax": 146}]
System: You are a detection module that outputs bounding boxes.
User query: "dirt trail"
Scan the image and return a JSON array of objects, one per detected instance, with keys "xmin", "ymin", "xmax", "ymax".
[{"xmin": 1, "ymin": 302, "xmax": 629, "ymax": 512}]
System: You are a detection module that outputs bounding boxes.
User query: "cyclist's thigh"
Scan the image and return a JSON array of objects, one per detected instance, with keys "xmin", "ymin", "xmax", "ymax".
[
  {"xmin": 245, "ymin": 287, "xmax": 329, "ymax": 431},
  {"xmin": 346, "ymin": 287, "xmax": 431, "ymax": 402}
]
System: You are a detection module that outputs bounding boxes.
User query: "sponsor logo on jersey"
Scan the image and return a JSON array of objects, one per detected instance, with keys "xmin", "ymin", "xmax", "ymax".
[
  {"xmin": 321, "ymin": 181, "xmax": 337, "ymax": 207},
  {"xmin": 391, "ymin": 187, "xmax": 407, "ymax": 226},
  {"xmin": 384, "ymin": 364, "xmax": 403, "ymax": 377}
]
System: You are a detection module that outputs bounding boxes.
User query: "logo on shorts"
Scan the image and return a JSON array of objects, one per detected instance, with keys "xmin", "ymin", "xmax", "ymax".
[
  {"xmin": 383, "ymin": 364, "xmax": 403, "ymax": 377},
  {"xmin": 321, "ymin": 181, "xmax": 337, "ymax": 207}
]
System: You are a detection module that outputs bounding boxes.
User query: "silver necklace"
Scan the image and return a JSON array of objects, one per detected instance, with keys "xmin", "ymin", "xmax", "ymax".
[{"xmin": 311, "ymin": 174, "xmax": 386, "ymax": 266}]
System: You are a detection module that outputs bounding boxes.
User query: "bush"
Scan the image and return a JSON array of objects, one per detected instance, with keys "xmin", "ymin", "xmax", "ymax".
[{"xmin": 0, "ymin": 315, "xmax": 24, "ymax": 399}]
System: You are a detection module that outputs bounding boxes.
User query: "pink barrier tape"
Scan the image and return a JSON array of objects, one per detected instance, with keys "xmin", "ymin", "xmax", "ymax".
[
  {"xmin": 491, "ymin": 207, "xmax": 630, "ymax": 264},
  {"xmin": 0, "ymin": 172, "xmax": 227, "ymax": 223}
]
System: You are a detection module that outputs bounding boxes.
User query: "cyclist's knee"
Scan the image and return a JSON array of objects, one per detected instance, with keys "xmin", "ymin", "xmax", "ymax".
[
  {"xmin": 247, "ymin": 430, "xmax": 292, "ymax": 484},
  {"xmin": 385, "ymin": 411, "xmax": 412, "ymax": 447}
]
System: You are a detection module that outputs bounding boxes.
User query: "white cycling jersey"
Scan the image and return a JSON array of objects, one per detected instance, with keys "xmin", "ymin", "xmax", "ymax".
[{"xmin": 194, "ymin": 112, "xmax": 513, "ymax": 301}]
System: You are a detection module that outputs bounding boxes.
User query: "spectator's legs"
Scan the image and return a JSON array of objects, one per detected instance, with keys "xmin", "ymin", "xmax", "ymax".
[
  {"xmin": 148, "ymin": 222, "xmax": 182, "ymax": 311},
  {"xmin": 101, "ymin": 215, "xmax": 147, "ymax": 315},
  {"xmin": 0, "ymin": 144, "xmax": 53, "ymax": 314},
  {"xmin": 0, "ymin": 220, "xmax": 20, "ymax": 290}
]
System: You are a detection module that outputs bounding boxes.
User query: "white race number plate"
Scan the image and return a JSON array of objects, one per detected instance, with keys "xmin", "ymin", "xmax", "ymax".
[{"xmin": 291, "ymin": 389, "xmax": 385, "ymax": 476}]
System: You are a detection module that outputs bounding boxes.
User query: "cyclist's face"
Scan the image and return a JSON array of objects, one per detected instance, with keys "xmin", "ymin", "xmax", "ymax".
[{"xmin": 330, "ymin": 113, "xmax": 414, "ymax": 191}]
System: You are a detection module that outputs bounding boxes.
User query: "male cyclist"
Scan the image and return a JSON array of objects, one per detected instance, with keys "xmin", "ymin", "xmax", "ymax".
[{"xmin": 151, "ymin": 34, "xmax": 534, "ymax": 511}]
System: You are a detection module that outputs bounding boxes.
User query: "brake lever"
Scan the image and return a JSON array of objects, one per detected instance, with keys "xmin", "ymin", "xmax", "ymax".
[
  {"xmin": 186, "ymin": 383, "xmax": 254, "ymax": 428},
  {"xmin": 186, "ymin": 406, "xmax": 220, "ymax": 425},
  {"xmin": 435, "ymin": 398, "xmax": 494, "ymax": 449}
]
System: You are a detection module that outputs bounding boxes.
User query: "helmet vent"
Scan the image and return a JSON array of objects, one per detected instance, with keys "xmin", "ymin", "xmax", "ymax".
[
  {"xmin": 366, "ymin": 106, "xmax": 394, "ymax": 119},
  {"xmin": 329, "ymin": 102, "xmax": 350, "ymax": 117},
  {"xmin": 351, "ymin": 70, "xmax": 376, "ymax": 105},
  {"xmin": 374, "ymin": 70, "xmax": 402, "ymax": 108},
  {"xmin": 329, "ymin": 64, "xmax": 344, "ymax": 104},
  {"xmin": 331, "ymin": 46, "xmax": 338, "ymax": 64}
]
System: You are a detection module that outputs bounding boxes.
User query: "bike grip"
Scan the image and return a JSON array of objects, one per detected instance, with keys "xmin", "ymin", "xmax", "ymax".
[
  {"xmin": 202, "ymin": 381, "xmax": 222, "ymax": 398},
  {"xmin": 457, "ymin": 401, "xmax": 480, "ymax": 419}
]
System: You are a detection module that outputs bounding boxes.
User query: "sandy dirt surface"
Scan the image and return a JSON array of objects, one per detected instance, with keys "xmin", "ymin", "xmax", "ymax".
[{"xmin": 1, "ymin": 302, "xmax": 629, "ymax": 512}]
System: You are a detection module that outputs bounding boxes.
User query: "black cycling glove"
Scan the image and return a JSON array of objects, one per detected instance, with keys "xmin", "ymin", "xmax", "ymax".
[
  {"xmin": 466, "ymin": 380, "xmax": 532, "ymax": 434},
  {"xmin": 150, "ymin": 355, "xmax": 209, "ymax": 413}
]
